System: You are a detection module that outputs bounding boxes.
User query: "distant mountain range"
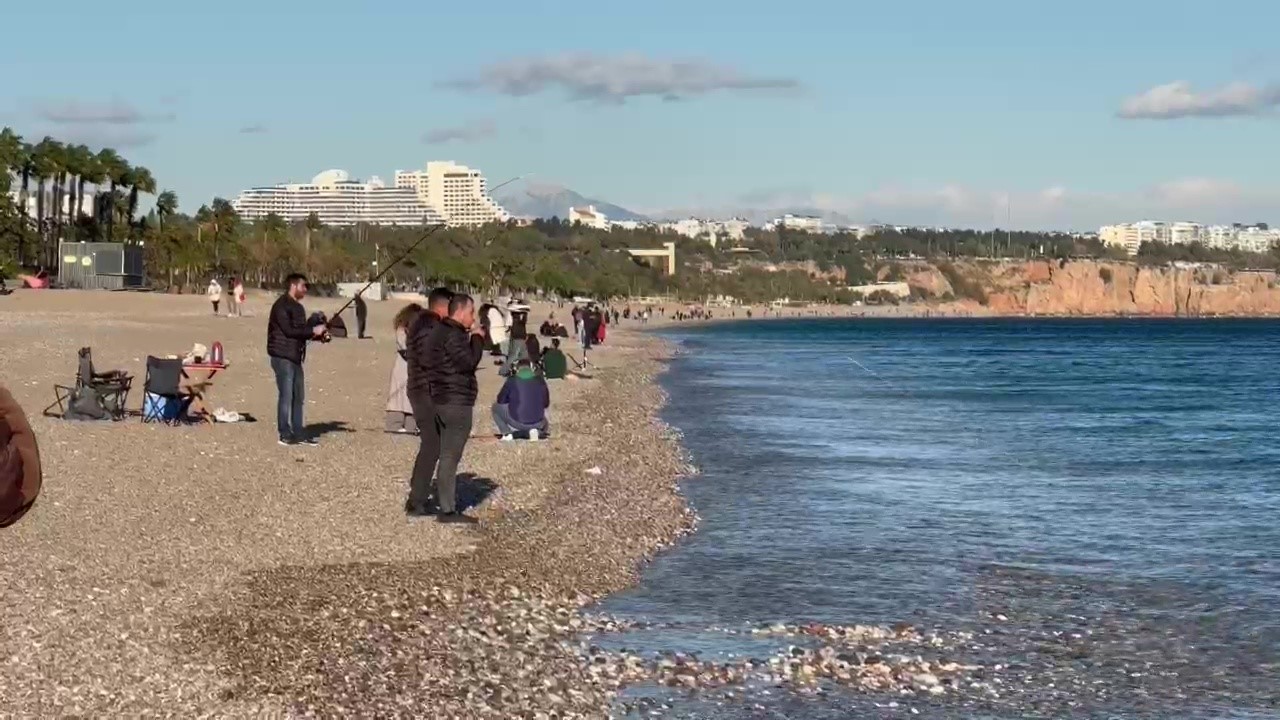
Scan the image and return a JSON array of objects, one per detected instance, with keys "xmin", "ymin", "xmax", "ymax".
[
  {"xmin": 493, "ymin": 180, "xmax": 864, "ymax": 227},
  {"xmin": 649, "ymin": 205, "xmax": 856, "ymax": 227},
  {"xmin": 493, "ymin": 180, "xmax": 649, "ymax": 222}
]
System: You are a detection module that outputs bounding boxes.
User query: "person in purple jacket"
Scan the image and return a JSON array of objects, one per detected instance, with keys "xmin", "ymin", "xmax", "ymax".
[{"xmin": 492, "ymin": 359, "xmax": 550, "ymax": 441}]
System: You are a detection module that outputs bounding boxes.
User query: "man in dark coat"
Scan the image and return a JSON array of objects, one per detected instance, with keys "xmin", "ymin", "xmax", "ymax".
[
  {"xmin": 424, "ymin": 293, "xmax": 486, "ymax": 524},
  {"xmin": 266, "ymin": 273, "xmax": 327, "ymax": 445},
  {"xmin": 404, "ymin": 287, "xmax": 454, "ymax": 516}
]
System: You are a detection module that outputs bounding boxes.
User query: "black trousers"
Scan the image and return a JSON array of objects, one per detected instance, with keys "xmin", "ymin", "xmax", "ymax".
[
  {"xmin": 434, "ymin": 405, "xmax": 474, "ymax": 514},
  {"xmin": 407, "ymin": 393, "xmax": 440, "ymax": 508}
]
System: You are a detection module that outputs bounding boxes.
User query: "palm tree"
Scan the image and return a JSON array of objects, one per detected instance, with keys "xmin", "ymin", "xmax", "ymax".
[
  {"xmin": 0, "ymin": 127, "xmax": 22, "ymax": 196},
  {"xmin": 125, "ymin": 165, "xmax": 155, "ymax": 230},
  {"xmin": 61, "ymin": 144, "xmax": 91, "ymax": 230},
  {"xmin": 74, "ymin": 145, "xmax": 103, "ymax": 224},
  {"xmin": 30, "ymin": 137, "xmax": 62, "ymax": 263},
  {"xmin": 155, "ymin": 190, "xmax": 178, "ymax": 231},
  {"xmin": 95, "ymin": 148, "xmax": 129, "ymax": 241},
  {"xmin": 305, "ymin": 211, "xmax": 323, "ymax": 257}
]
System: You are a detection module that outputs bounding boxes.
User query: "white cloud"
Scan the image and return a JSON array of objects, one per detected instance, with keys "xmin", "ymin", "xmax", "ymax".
[
  {"xmin": 655, "ymin": 179, "xmax": 1280, "ymax": 231},
  {"xmin": 1117, "ymin": 81, "xmax": 1280, "ymax": 119},
  {"xmin": 442, "ymin": 53, "xmax": 799, "ymax": 103},
  {"xmin": 34, "ymin": 98, "xmax": 175, "ymax": 125},
  {"xmin": 51, "ymin": 127, "xmax": 158, "ymax": 148},
  {"xmin": 422, "ymin": 119, "xmax": 497, "ymax": 144}
]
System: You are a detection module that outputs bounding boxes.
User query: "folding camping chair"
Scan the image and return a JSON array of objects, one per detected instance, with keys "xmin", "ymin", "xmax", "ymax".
[
  {"xmin": 45, "ymin": 347, "xmax": 133, "ymax": 420},
  {"xmin": 141, "ymin": 356, "xmax": 192, "ymax": 425}
]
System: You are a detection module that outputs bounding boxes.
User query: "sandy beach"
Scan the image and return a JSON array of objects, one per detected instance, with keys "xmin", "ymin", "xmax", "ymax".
[{"xmin": 0, "ymin": 288, "xmax": 692, "ymax": 717}]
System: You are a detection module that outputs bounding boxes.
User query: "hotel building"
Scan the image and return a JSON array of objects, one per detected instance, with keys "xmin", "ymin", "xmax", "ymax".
[
  {"xmin": 568, "ymin": 204, "xmax": 609, "ymax": 230},
  {"xmin": 1100, "ymin": 220, "xmax": 1280, "ymax": 255},
  {"xmin": 232, "ymin": 170, "xmax": 443, "ymax": 226},
  {"xmin": 393, "ymin": 161, "xmax": 508, "ymax": 227}
]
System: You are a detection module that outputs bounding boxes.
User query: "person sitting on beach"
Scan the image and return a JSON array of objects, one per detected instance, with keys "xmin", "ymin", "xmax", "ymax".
[
  {"xmin": 524, "ymin": 334, "xmax": 542, "ymax": 368},
  {"xmin": 541, "ymin": 338, "xmax": 568, "ymax": 380},
  {"xmin": 492, "ymin": 359, "xmax": 550, "ymax": 441}
]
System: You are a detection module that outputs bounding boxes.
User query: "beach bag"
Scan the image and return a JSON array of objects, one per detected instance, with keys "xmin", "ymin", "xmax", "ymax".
[{"xmin": 65, "ymin": 386, "xmax": 111, "ymax": 421}]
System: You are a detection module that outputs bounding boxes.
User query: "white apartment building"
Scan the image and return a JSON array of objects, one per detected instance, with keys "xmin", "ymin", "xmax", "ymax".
[
  {"xmin": 232, "ymin": 170, "xmax": 443, "ymax": 226},
  {"xmin": 1101, "ymin": 220, "xmax": 1280, "ymax": 255},
  {"xmin": 393, "ymin": 161, "xmax": 508, "ymax": 227},
  {"xmin": 568, "ymin": 205, "xmax": 609, "ymax": 230},
  {"xmin": 7, "ymin": 186, "xmax": 96, "ymax": 220},
  {"xmin": 769, "ymin": 214, "xmax": 825, "ymax": 233},
  {"xmin": 1169, "ymin": 221, "xmax": 1202, "ymax": 246},
  {"xmin": 657, "ymin": 217, "xmax": 751, "ymax": 247},
  {"xmin": 1235, "ymin": 226, "xmax": 1280, "ymax": 253},
  {"xmin": 1100, "ymin": 221, "xmax": 1169, "ymax": 256}
]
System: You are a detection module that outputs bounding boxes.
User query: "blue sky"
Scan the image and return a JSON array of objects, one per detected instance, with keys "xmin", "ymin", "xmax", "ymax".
[{"xmin": 5, "ymin": 0, "xmax": 1280, "ymax": 229}]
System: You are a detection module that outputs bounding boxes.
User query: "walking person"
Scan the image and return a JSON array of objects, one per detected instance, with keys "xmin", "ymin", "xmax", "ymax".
[
  {"xmin": 206, "ymin": 277, "xmax": 222, "ymax": 316},
  {"xmin": 267, "ymin": 273, "xmax": 326, "ymax": 446},
  {"xmin": 424, "ymin": 293, "xmax": 486, "ymax": 524},
  {"xmin": 232, "ymin": 278, "xmax": 247, "ymax": 317},
  {"xmin": 404, "ymin": 287, "xmax": 453, "ymax": 516},
  {"xmin": 225, "ymin": 276, "xmax": 238, "ymax": 317},
  {"xmin": 355, "ymin": 293, "xmax": 369, "ymax": 339}
]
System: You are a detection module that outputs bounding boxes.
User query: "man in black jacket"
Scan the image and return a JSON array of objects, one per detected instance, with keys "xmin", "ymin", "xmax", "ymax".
[
  {"xmin": 267, "ymin": 273, "xmax": 326, "ymax": 446},
  {"xmin": 404, "ymin": 287, "xmax": 453, "ymax": 516},
  {"xmin": 424, "ymin": 293, "xmax": 486, "ymax": 524}
]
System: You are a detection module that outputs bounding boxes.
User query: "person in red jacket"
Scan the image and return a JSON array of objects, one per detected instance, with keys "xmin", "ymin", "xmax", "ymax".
[{"xmin": 1, "ymin": 384, "xmax": 42, "ymax": 528}]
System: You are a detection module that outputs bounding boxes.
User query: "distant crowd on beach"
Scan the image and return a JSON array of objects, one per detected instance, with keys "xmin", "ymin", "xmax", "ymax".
[{"xmin": 264, "ymin": 274, "xmax": 669, "ymax": 525}]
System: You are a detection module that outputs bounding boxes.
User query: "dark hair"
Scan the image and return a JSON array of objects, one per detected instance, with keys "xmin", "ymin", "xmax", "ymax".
[
  {"xmin": 427, "ymin": 287, "xmax": 453, "ymax": 308},
  {"xmin": 448, "ymin": 293, "xmax": 474, "ymax": 316},
  {"xmin": 516, "ymin": 358, "xmax": 533, "ymax": 368},
  {"xmin": 551, "ymin": 338, "xmax": 560, "ymax": 348},
  {"xmin": 393, "ymin": 302, "xmax": 423, "ymax": 330},
  {"xmin": 285, "ymin": 273, "xmax": 308, "ymax": 288}
]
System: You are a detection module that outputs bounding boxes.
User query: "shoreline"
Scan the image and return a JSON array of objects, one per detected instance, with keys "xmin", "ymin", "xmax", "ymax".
[{"xmin": 180, "ymin": 328, "xmax": 700, "ymax": 716}]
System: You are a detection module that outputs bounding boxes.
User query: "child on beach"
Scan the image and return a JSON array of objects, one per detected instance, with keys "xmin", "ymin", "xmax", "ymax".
[{"xmin": 206, "ymin": 278, "xmax": 222, "ymax": 315}]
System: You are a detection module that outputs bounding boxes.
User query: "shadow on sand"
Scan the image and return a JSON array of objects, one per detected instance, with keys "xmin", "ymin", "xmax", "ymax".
[
  {"xmin": 304, "ymin": 420, "xmax": 355, "ymax": 438},
  {"xmin": 455, "ymin": 473, "xmax": 498, "ymax": 512}
]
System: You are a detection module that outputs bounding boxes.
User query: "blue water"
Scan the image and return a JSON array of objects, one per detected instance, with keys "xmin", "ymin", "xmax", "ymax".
[{"xmin": 601, "ymin": 319, "xmax": 1280, "ymax": 719}]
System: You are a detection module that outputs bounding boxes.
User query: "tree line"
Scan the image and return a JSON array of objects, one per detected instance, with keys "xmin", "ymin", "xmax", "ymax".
[{"xmin": 8, "ymin": 127, "xmax": 1279, "ymax": 306}]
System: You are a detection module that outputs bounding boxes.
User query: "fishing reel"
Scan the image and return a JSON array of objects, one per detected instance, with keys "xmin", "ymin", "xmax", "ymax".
[{"xmin": 310, "ymin": 312, "xmax": 334, "ymax": 343}]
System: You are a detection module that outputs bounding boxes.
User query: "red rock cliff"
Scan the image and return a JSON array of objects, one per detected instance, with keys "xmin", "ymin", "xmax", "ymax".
[{"xmin": 913, "ymin": 260, "xmax": 1280, "ymax": 316}]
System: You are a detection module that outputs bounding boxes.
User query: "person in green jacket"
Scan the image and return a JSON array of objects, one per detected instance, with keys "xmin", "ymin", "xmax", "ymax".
[{"xmin": 541, "ymin": 338, "xmax": 568, "ymax": 380}]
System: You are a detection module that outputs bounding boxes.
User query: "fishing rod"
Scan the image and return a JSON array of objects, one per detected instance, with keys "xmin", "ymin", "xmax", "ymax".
[{"xmin": 327, "ymin": 173, "xmax": 529, "ymax": 322}]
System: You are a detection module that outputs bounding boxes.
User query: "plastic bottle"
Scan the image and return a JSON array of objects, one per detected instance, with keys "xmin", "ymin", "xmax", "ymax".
[{"xmin": 210, "ymin": 341, "xmax": 224, "ymax": 365}]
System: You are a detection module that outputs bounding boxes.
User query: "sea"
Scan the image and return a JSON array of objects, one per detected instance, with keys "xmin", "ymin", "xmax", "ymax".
[{"xmin": 598, "ymin": 318, "xmax": 1280, "ymax": 719}]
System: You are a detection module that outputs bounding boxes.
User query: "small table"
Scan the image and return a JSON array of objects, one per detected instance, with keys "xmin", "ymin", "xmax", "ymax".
[{"xmin": 181, "ymin": 363, "xmax": 227, "ymax": 423}]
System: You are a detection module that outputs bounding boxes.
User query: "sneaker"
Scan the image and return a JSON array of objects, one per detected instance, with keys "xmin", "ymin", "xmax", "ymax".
[
  {"xmin": 528, "ymin": 429, "xmax": 540, "ymax": 441},
  {"xmin": 278, "ymin": 437, "xmax": 295, "ymax": 446},
  {"xmin": 296, "ymin": 437, "xmax": 319, "ymax": 447},
  {"xmin": 404, "ymin": 499, "xmax": 439, "ymax": 517},
  {"xmin": 437, "ymin": 512, "xmax": 478, "ymax": 525},
  {"xmin": 501, "ymin": 434, "xmax": 514, "ymax": 442}
]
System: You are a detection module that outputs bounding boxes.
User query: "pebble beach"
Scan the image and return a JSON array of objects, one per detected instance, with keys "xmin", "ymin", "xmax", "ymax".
[
  {"xmin": 1, "ymin": 291, "xmax": 1035, "ymax": 718},
  {"xmin": 0, "ymin": 289, "xmax": 697, "ymax": 717}
]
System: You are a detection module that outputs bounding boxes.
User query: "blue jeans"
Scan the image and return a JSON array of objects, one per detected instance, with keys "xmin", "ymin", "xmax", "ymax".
[{"xmin": 270, "ymin": 356, "xmax": 305, "ymax": 440}]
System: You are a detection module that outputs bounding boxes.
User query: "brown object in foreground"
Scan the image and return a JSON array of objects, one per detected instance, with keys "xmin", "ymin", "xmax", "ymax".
[{"xmin": 0, "ymin": 383, "xmax": 42, "ymax": 527}]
